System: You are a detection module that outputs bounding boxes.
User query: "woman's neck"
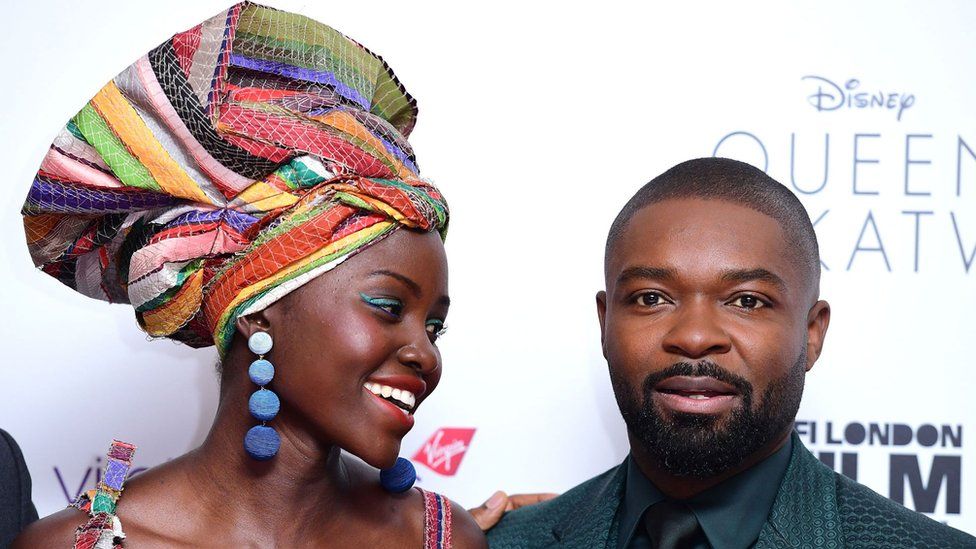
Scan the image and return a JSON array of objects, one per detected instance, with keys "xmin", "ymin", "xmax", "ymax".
[{"xmin": 180, "ymin": 372, "xmax": 356, "ymax": 535}]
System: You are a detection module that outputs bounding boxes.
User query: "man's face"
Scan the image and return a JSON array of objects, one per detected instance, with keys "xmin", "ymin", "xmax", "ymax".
[{"xmin": 597, "ymin": 197, "xmax": 829, "ymax": 478}]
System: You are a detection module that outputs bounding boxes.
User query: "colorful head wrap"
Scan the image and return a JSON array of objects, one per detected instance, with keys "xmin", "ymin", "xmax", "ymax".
[{"xmin": 22, "ymin": 2, "xmax": 448, "ymax": 355}]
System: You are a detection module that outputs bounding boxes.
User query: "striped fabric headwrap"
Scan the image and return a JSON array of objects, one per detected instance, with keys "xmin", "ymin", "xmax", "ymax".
[{"xmin": 22, "ymin": 2, "xmax": 448, "ymax": 355}]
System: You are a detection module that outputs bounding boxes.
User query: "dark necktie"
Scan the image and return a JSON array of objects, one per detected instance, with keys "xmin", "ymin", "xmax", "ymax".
[{"xmin": 643, "ymin": 500, "xmax": 707, "ymax": 549}]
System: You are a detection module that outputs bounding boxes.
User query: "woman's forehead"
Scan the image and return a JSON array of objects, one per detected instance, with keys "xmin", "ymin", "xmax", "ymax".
[{"xmin": 308, "ymin": 229, "xmax": 448, "ymax": 289}]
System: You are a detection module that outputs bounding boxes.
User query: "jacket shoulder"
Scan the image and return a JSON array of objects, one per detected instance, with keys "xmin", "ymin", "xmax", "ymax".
[
  {"xmin": 487, "ymin": 466, "xmax": 621, "ymax": 549},
  {"xmin": 834, "ymin": 471, "xmax": 976, "ymax": 547},
  {"xmin": 0, "ymin": 428, "xmax": 26, "ymax": 483},
  {"xmin": 0, "ymin": 428, "xmax": 39, "ymax": 547}
]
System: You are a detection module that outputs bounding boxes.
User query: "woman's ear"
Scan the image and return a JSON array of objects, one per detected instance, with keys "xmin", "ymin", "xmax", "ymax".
[{"xmin": 235, "ymin": 310, "xmax": 273, "ymax": 342}]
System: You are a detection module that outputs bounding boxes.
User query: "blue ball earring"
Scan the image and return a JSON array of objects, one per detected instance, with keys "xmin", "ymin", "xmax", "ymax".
[
  {"xmin": 244, "ymin": 331, "xmax": 280, "ymax": 461},
  {"xmin": 242, "ymin": 330, "xmax": 413, "ymax": 484},
  {"xmin": 380, "ymin": 457, "xmax": 417, "ymax": 493}
]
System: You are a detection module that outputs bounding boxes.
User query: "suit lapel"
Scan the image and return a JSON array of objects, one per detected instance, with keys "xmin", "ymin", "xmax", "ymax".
[
  {"xmin": 754, "ymin": 433, "xmax": 845, "ymax": 548},
  {"xmin": 547, "ymin": 436, "xmax": 843, "ymax": 548},
  {"xmin": 551, "ymin": 464, "xmax": 627, "ymax": 548}
]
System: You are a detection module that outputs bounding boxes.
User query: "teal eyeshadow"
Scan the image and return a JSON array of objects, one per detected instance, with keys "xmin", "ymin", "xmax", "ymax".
[{"xmin": 359, "ymin": 292, "xmax": 401, "ymax": 307}]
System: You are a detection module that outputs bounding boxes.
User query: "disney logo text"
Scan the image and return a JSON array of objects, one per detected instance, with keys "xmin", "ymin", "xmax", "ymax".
[{"xmin": 802, "ymin": 76, "xmax": 915, "ymax": 121}]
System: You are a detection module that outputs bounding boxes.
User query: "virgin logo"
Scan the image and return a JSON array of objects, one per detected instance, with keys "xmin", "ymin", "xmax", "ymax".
[{"xmin": 412, "ymin": 428, "xmax": 476, "ymax": 476}]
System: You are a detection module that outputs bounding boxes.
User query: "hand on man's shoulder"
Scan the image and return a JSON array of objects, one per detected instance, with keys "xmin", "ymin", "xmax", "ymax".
[{"xmin": 487, "ymin": 465, "xmax": 624, "ymax": 548}]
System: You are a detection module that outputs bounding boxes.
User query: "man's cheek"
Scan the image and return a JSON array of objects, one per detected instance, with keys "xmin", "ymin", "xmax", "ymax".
[{"xmin": 612, "ymin": 340, "xmax": 652, "ymax": 373}]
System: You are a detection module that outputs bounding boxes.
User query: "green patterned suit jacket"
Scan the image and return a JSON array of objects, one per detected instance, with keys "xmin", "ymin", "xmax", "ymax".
[{"xmin": 487, "ymin": 434, "xmax": 975, "ymax": 548}]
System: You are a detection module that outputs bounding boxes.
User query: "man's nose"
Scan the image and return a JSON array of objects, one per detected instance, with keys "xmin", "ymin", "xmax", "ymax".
[{"xmin": 660, "ymin": 300, "xmax": 732, "ymax": 359}]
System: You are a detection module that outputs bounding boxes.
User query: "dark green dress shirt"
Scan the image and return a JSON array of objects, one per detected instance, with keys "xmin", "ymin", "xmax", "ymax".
[{"xmin": 617, "ymin": 437, "xmax": 793, "ymax": 549}]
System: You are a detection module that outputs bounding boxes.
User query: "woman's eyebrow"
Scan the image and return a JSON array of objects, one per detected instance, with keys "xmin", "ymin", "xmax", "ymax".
[
  {"xmin": 369, "ymin": 270, "xmax": 421, "ymax": 297},
  {"xmin": 369, "ymin": 270, "xmax": 449, "ymax": 308}
]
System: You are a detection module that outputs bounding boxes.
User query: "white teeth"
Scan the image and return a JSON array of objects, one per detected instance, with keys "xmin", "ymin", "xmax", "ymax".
[
  {"xmin": 688, "ymin": 394, "xmax": 708, "ymax": 400},
  {"xmin": 363, "ymin": 383, "xmax": 416, "ymax": 411}
]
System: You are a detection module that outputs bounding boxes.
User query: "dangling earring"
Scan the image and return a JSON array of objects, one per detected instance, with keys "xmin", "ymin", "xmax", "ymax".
[
  {"xmin": 244, "ymin": 331, "xmax": 280, "ymax": 461},
  {"xmin": 380, "ymin": 457, "xmax": 417, "ymax": 493}
]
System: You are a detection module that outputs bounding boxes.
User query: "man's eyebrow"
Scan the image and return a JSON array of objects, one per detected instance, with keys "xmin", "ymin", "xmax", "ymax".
[
  {"xmin": 616, "ymin": 266, "xmax": 676, "ymax": 285},
  {"xmin": 721, "ymin": 268, "xmax": 786, "ymax": 290},
  {"xmin": 369, "ymin": 270, "xmax": 421, "ymax": 297}
]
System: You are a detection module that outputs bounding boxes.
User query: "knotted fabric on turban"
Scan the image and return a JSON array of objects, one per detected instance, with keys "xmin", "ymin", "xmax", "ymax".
[{"xmin": 22, "ymin": 2, "xmax": 448, "ymax": 354}]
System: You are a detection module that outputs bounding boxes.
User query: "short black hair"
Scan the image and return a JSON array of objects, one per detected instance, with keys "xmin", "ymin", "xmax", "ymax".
[{"xmin": 605, "ymin": 157, "xmax": 821, "ymax": 297}]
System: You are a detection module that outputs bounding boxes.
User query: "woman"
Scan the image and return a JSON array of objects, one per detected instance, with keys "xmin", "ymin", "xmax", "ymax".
[{"xmin": 14, "ymin": 3, "xmax": 485, "ymax": 547}]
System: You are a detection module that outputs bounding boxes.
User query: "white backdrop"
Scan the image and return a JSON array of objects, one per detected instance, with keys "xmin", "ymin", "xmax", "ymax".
[{"xmin": 1, "ymin": 0, "xmax": 973, "ymax": 536}]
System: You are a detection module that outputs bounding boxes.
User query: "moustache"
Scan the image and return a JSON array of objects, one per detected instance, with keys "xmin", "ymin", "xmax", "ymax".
[{"xmin": 641, "ymin": 360, "xmax": 754, "ymax": 399}]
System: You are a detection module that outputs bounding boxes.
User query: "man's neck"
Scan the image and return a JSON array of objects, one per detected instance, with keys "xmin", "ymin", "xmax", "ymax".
[{"xmin": 628, "ymin": 430, "xmax": 792, "ymax": 500}]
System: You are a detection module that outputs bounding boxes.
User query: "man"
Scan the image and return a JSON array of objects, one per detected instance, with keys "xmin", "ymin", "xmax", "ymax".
[
  {"xmin": 485, "ymin": 158, "xmax": 975, "ymax": 548},
  {"xmin": 0, "ymin": 428, "xmax": 38, "ymax": 547}
]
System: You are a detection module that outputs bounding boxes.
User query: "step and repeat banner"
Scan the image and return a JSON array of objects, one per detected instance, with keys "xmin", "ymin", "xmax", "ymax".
[{"xmin": 2, "ymin": 0, "xmax": 973, "ymax": 536}]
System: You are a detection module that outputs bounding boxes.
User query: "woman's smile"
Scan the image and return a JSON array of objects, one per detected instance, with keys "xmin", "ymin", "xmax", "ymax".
[{"xmin": 363, "ymin": 374, "xmax": 429, "ymax": 430}]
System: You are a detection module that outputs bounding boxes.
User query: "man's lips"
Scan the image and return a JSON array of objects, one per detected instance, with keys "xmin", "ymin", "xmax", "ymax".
[
  {"xmin": 654, "ymin": 376, "xmax": 738, "ymax": 397},
  {"xmin": 652, "ymin": 376, "xmax": 739, "ymax": 414}
]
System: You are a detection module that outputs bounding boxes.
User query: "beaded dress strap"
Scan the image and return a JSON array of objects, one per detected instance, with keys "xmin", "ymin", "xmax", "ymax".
[
  {"xmin": 69, "ymin": 440, "xmax": 136, "ymax": 549},
  {"xmin": 417, "ymin": 487, "xmax": 453, "ymax": 549}
]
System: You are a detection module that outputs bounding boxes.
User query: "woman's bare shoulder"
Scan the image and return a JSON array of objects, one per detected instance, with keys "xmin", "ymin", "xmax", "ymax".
[
  {"xmin": 448, "ymin": 498, "xmax": 488, "ymax": 549},
  {"xmin": 11, "ymin": 507, "xmax": 87, "ymax": 548},
  {"xmin": 341, "ymin": 454, "xmax": 485, "ymax": 547}
]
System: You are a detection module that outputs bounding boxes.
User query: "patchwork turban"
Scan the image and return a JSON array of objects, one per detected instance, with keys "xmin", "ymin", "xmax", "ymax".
[{"xmin": 22, "ymin": 2, "xmax": 448, "ymax": 354}]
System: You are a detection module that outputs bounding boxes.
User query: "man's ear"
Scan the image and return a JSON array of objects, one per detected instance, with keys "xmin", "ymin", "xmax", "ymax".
[
  {"xmin": 804, "ymin": 300, "xmax": 831, "ymax": 372},
  {"xmin": 235, "ymin": 310, "xmax": 273, "ymax": 343},
  {"xmin": 596, "ymin": 290, "xmax": 608, "ymax": 359}
]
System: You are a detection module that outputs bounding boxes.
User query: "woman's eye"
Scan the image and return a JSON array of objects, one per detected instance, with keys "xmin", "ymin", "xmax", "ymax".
[
  {"xmin": 360, "ymin": 293, "xmax": 403, "ymax": 317},
  {"xmin": 635, "ymin": 292, "xmax": 666, "ymax": 307},
  {"xmin": 730, "ymin": 295, "xmax": 766, "ymax": 309},
  {"xmin": 426, "ymin": 321, "xmax": 447, "ymax": 342}
]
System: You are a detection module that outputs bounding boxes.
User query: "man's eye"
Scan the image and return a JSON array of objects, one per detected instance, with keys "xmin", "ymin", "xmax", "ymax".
[
  {"xmin": 635, "ymin": 292, "xmax": 665, "ymax": 307},
  {"xmin": 360, "ymin": 293, "xmax": 403, "ymax": 317},
  {"xmin": 730, "ymin": 295, "xmax": 765, "ymax": 309},
  {"xmin": 426, "ymin": 321, "xmax": 447, "ymax": 342}
]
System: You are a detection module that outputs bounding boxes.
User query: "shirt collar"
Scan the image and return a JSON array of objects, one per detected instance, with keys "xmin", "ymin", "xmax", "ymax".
[
  {"xmin": 616, "ymin": 437, "xmax": 793, "ymax": 549},
  {"xmin": 616, "ymin": 454, "xmax": 666, "ymax": 548}
]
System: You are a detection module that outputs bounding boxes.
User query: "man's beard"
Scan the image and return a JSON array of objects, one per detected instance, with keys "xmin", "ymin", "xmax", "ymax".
[{"xmin": 611, "ymin": 350, "xmax": 806, "ymax": 478}]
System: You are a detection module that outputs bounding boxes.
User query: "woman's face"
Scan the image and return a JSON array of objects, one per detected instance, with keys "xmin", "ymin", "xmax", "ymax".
[{"xmin": 252, "ymin": 228, "xmax": 449, "ymax": 468}]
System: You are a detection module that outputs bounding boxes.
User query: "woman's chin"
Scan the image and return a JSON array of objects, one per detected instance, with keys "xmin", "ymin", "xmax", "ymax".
[{"xmin": 348, "ymin": 442, "xmax": 402, "ymax": 471}]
